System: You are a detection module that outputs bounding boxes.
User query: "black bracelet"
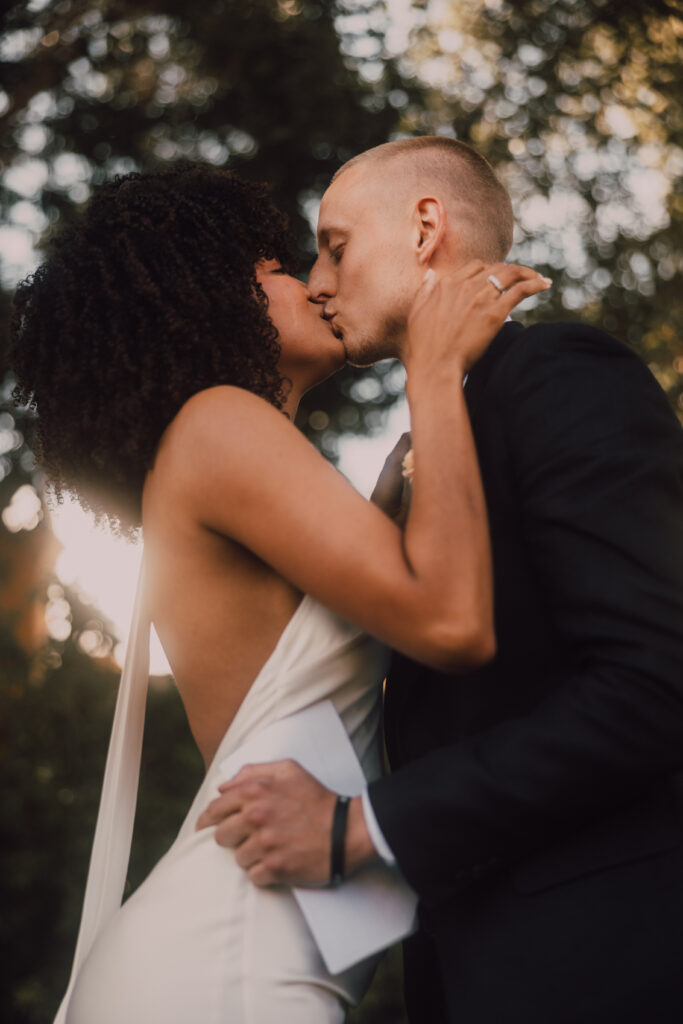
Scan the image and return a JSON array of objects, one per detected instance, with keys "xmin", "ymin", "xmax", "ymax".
[{"xmin": 330, "ymin": 794, "xmax": 351, "ymax": 886}]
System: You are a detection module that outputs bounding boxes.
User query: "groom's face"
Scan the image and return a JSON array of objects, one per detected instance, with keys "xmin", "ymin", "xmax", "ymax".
[{"xmin": 308, "ymin": 165, "xmax": 417, "ymax": 365}]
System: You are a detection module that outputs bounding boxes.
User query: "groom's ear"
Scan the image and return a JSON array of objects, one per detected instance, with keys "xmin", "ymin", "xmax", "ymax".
[{"xmin": 414, "ymin": 196, "xmax": 446, "ymax": 265}]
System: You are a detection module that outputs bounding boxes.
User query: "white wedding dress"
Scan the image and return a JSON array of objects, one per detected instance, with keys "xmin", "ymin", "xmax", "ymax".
[{"xmin": 56, "ymin": 566, "xmax": 396, "ymax": 1024}]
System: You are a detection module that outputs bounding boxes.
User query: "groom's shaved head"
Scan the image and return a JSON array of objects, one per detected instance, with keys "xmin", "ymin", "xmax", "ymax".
[
  {"xmin": 309, "ymin": 136, "xmax": 516, "ymax": 364},
  {"xmin": 333, "ymin": 136, "xmax": 514, "ymax": 262}
]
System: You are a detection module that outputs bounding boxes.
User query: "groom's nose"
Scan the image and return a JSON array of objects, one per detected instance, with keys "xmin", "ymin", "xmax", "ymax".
[{"xmin": 307, "ymin": 257, "xmax": 335, "ymax": 303}]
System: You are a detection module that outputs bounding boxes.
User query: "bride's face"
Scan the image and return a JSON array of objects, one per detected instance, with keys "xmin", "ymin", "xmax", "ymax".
[{"xmin": 256, "ymin": 260, "xmax": 345, "ymax": 389}]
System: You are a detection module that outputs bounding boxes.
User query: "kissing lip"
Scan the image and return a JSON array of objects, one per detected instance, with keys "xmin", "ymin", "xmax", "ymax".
[{"xmin": 321, "ymin": 310, "xmax": 342, "ymax": 338}]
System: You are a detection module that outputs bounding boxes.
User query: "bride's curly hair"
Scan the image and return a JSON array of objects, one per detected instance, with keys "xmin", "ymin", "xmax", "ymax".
[{"xmin": 9, "ymin": 164, "xmax": 295, "ymax": 535}]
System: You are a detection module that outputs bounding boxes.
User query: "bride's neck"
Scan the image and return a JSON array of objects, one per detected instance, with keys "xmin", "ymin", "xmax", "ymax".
[{"xmin": 279, "ymin": 380, "xmax": 304, "ymax": 421}]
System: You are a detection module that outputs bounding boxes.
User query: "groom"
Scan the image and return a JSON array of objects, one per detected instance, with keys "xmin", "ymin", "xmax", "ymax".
[{"xmin": 198, "ymin": 137, "xmax": 683, "ymax": 1022}]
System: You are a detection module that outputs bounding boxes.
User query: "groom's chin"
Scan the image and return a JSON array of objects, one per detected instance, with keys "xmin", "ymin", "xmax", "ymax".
[
  {"xmin": 343, "ymin": 344, "xmax": 382, "ymax": 368},
  {"xmin": 346, "ymin": 354, "xmax": 387, "ymax": 369},
  {"xmin": 343, "ymin": 329, "xmax": 400, "ymax": 368}
]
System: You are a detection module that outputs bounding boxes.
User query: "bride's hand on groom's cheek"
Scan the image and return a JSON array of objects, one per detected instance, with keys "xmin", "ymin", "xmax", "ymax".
[
  {"xmin": 195, "ymin": 761, "xmax": 375, "ymax": 887},
  {"xmin": 405, "ymin": 260, "xmax": 551, "ymax": 375}
]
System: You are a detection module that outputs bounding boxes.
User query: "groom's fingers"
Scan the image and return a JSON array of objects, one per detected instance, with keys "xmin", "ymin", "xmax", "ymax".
[
  {"xmin": 196, "ymin": 762, "xmax": 298, "ymax": 840},
  {"xmin": 196, "ymin": 773, "xmax": 272, "ymax": 834},
  {"xmin": 232, "ymin": 832, "xmax": 268, "ymax": 871},
  {"xmin": 196, "ymin": 761, "xmax": 283, "ymax": 825},
  {"xmin": 195, "ymin": 790, "xmax": 242, "ymax": 832},
  {"xmin": 213, "ymin": 811, "xmax": 253, "ymax": 849},
  {"xmin": 197, "ymin": 759, "xmax": 338, "ymax": 887}
]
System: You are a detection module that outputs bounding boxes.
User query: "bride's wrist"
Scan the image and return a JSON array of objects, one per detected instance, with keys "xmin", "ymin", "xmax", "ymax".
[{"xmin": 405, "ymin": 358, "xmax": 466, "ymax": 399}]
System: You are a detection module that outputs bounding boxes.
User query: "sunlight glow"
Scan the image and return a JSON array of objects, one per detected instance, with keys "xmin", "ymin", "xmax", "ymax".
[
  {"xmin": 51, "ymin": 501, "xmax": 170, "ymax": 676},
  {"xmin": 2, "ymin": 483, "xmax": 43, "ymax": 532}
]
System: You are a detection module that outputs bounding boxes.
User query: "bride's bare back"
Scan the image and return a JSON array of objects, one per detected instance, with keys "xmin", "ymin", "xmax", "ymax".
[{"xmin": 143, "ymin": 467, "xmax": 302, "ymax": 768}]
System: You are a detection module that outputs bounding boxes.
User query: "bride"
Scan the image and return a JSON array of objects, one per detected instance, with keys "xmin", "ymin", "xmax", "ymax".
[{"xmin": 10, "ymin": 164, "xmax": 546, "ymax": 1023}]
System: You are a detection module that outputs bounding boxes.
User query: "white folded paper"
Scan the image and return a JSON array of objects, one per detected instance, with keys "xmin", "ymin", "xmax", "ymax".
[{"xmin": 219, "ymin": 700, "xmax": 417, "ymax": 974}]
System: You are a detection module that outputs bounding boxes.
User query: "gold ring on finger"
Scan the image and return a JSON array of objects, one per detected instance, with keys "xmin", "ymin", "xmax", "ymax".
[{"xmin": 487, "ymin": 273, "xmax": 506, "ymax": 294}]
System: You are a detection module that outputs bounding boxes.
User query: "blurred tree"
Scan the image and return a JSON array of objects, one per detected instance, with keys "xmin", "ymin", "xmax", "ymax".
[{"xmin": 396, "ymin": 0, "xmax": 683, "ymax": 412}]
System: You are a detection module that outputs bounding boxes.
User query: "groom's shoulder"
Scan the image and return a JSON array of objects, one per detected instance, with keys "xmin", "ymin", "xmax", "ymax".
[
  {"xmin": 500, "ymin": 318, "xmax": 634, "ymax": 368},
  {"xmin": 490, "ymin": 318, "xmax": 653, "ymax": 394},
  {"xmin": 484, "ymin": 318, "xmax": 680, "ymax": 439}
]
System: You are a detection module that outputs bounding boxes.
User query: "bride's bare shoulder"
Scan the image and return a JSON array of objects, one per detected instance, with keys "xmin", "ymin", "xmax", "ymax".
[
  {"xmin": 178, "ymin": 384, "xmax": 283, "ymax": 429},
  {"xmin": 154, "ymin": 385, "xmax": 294, "ymax": 479}
]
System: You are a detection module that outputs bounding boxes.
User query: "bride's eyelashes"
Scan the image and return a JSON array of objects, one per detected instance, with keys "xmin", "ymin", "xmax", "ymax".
[{"xmin": 331, "ymin": 246, "xmax": 345, "ymax": 264}]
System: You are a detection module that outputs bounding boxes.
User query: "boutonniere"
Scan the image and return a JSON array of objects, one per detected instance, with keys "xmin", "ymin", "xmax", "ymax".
[{"xmin": 401, "ymin": 448, "xmax": 414, "ymax": 483}]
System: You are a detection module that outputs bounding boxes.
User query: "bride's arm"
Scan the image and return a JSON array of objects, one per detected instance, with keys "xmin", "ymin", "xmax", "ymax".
[{"xmin": 163, "ymin": 261, "xmax": 548, "ymax": 671}]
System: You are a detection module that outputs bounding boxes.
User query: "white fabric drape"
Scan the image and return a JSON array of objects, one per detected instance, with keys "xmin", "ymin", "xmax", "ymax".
[{"xmin": 54, "ymin": 562, "xmax": 149, "ymax": 1024}]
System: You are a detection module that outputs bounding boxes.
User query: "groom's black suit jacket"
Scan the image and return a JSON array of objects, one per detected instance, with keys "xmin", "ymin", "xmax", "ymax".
[{"xmin": 368, "ymin": 321, "xmax": 683, "ymax": 1024}]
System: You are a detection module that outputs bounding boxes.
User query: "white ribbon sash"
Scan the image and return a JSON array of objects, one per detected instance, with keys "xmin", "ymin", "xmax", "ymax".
[{"xmin": 53, "ymin": 563, "xmax": 149, "ymax": 1024}]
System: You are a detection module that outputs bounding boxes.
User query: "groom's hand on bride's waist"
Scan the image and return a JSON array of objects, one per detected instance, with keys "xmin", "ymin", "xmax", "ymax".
[{"xmin": 195, "ymin": 760, "xmax": 380, "ymax": 888}]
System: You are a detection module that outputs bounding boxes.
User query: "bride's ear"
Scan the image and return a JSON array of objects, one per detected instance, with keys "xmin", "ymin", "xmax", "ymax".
[{"xmin": 413, "ymin": 196, "xmax": 446, "ymax": 266}]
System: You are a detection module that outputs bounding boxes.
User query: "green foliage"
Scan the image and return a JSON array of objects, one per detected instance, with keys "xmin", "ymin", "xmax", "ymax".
[{"xmin": 398, "ymin": 0, "xmax": 683, "ymax": 411}]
